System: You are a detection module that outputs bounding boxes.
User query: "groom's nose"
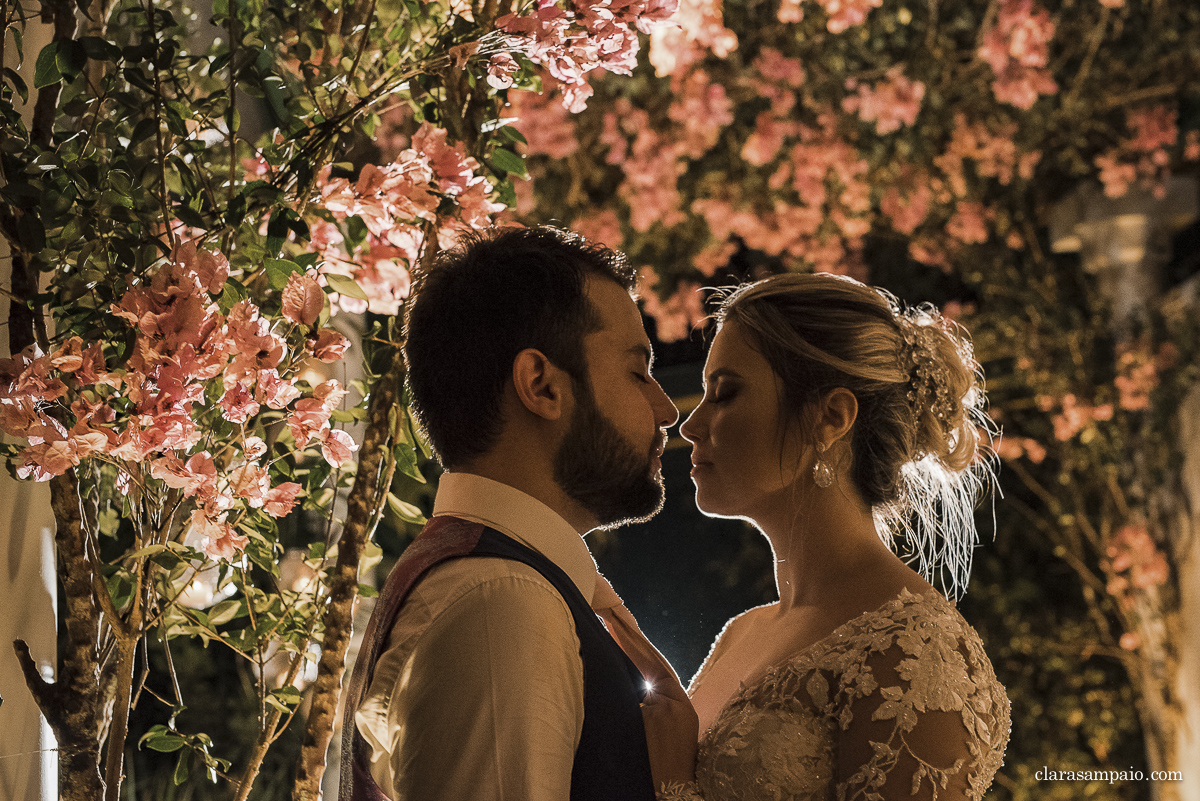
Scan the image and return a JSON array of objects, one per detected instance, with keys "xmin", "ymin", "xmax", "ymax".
[{"xmin": 649, "ymin": 376, "xmax": 679, "ymax": 429}]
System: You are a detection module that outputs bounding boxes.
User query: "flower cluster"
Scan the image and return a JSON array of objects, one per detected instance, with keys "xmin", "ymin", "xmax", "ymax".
[
  {"xmin": 1094, "ymin": 105, "xmax": 1179, "ymax": 199},
  {"xmin": 1114, "ymin": 338, "xmax": 1176, "ymax": 411},
  {"xmin": 648, "ymin": 0, "xmax": 737, "ymax": 77},
  {"xmin": 498, "ymin": 0, "xmax": 680, "ymax": 111},
  {"xmin": 308, "ymin": 123, "xmax": 504, "ymax": 315},
  {"xmin": 0, "ymin": 243, "xmax": 354, "ymax": 561},
  {"xmin": 842, "ymin": 66, "xmax": 925, "ymax": 135},
  {"xmin": 507, "ymin": 86, "xmax": 581, "ymax": 160},
  {"xmin": 977, "ymin": 0, "xmax": 1058, "ymax": 110},
  {"xmin": 934, "ymin": 114, "xmax": 1042, "ymax": 198},
  {"xmin": 993, "ymin": 433, "xmax": 1048, "ymax": 464},
  {"xmin": 1036, "ymin": 392, "xmax": 1113, "ymax": 442},
  {"xmin": 776, "ymin": 0, "xmax": 882, "ymax": 31},
  {"xmin": 637, "ymin": 268, "xmax": 707, "ymax": 342},
  {"xmin": 601, "ymin": 99, "xmax": 686, "ymax": 232},
  {"xmin": 1105, "ymin": 523, "xmax": 1170, "ymax": 614}
]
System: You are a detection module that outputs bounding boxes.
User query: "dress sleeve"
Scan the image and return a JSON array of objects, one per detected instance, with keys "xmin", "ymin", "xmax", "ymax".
[
  {"xmin": 387, "ymin": 572, "xmax": 585, "ymax": 801},
  {"xmin": 831, "ymin": 624, "xmax": 1009, "ymax": 801}
]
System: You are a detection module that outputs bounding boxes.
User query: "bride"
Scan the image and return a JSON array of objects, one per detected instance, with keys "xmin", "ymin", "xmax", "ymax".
[{"xmin": 635, "ymin": 272, "xmax": 1011, "ymax": 800}]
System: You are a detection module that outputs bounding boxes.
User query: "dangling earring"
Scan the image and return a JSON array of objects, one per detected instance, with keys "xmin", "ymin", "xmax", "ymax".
[{"xmin": 812, "ymin": 442, "xmax": 834, "ymax": 489}]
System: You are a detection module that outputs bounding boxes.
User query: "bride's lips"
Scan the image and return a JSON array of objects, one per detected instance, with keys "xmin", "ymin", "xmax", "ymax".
[{"xmin": 690, "ymin": 459, "xmax": 713, "ymax": 477}]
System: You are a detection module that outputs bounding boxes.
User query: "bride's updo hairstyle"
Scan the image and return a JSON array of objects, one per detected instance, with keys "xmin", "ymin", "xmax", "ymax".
[{"xmin": 716, "ymin": 272, "xmax": 995, "ymax": 598}]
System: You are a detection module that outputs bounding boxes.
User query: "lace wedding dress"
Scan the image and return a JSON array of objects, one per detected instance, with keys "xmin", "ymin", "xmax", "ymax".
[{"xmin": 659, "ymin": 589, "xmax": 1010, "ymax": 801}]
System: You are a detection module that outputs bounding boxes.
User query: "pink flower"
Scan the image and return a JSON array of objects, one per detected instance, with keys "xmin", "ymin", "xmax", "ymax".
[
  {"xmin": 190, "ymin": 510, "xmax": 248, "ymax": 561},
  {"xmin": 320, "ymin": 427, "xmax": 358, "ymax": 467},
  {"xmin": 219, "ymin": 381, "xmax": 261, "ymax": 424},
  {"xmin": 149, "ymin": 451, "xmax": 217, "ymax": 497},
  {"xmin": 242, "ymin": 435, "xmax": 268, "ymax": 460},
  {"xmin": 256, "ymin": 369, "xmax": 302, "ymax": 409},
  {"xmin": 49, "ymin": 337, "xmax": 85, "ymax": 372},
  {"xmin": 507, "ymin": 87, "xmax": 580, "ymax": 159},
  {"xmin": 281, "ymin": 272, "xmax": 325, "ymax": 325},
  {"xmin": 648, "ymin": 0, "xmax": 737, "ymax": 77},
  {"xmin": 288, "ymin": 400, "xmax": 332, "ymax": 448},
  {"xmin": 946, "ymin": 202, "xmax": 989, "ymax": 244},
  {"xmin": 880, "ymin": 181, "xmax": 932, "ymax": 235},
  {"xmin": 841, "ymin": 66, "xmax": 925, "ymax": 135},
  {"xmin": 229, "ymin": 461, "xmax": 271, "ymax": 506},
  {"xmin": 753, "ymin": 48, "xmax": 805, "ymax": 87},
  {"xmin": 263, "ymin": 482, "xmax": 303, "ymax": 518},
  {"xmin": 1185, "ymin": 131, "xmax": 1200, "ymax": 161},
  {"xmin": 486, "ymin": 52, "xmax": 520, "ymax": 90},
  {"xmin": 309, "ymin": 329, "xmax": 351, "ymax": 362},
  {"xmin": 978, "ymin": 0, "xmax": 1058, "ymax": 109},
  {"xmin": 1119, "ymin": 632, "xmax": 1141, "ymax": 650}
]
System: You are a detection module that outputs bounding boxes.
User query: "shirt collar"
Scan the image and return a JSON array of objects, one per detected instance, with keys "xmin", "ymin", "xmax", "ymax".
[{"xmin": 432, "ymin": 472, "xmax": 598, "ymax": 604}]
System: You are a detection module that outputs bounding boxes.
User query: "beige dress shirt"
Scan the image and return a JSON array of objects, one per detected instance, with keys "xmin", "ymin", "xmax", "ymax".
[{"xmin": 355, "ymin": 472, "xmax": 599, "ymax": 801}]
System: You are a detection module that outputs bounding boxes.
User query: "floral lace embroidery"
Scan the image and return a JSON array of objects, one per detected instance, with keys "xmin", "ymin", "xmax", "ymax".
[{"xmin": 655, "ymin": 590, "xmax": 1010, "ymax": 801}]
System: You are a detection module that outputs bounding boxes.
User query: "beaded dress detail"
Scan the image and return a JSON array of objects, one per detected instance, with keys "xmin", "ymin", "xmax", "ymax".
[{"xmin": 659, "ymin": 590, "xmax": 1010, "ymax": 801}]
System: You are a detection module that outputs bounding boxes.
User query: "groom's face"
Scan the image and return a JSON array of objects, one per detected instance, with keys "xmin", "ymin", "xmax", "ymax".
[{"xmin": 553, "ymin": 277, "xmax": 678, "ymax": 530}]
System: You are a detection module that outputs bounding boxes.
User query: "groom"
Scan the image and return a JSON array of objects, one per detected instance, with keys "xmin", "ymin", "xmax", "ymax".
[{"xmin": 341, "ymin": 226, "xmax": 681, "ymax": 800}]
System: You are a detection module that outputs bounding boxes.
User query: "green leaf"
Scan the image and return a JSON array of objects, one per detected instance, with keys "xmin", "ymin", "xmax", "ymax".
[
  {"xmin": 387, "ymin": 492, "xmax": 426, "ymax": 524},
  {"xmin": 265, "ymin": 257, "xmax": 302, "ymax": 290},
  {"xmin": 127, "ymin": 544, "xmax": 167, "ymax": 560},
  {"xmin": 490, "ymin": 147, "xmax": 527, "ymax": 177},
  {"xmin": 4, "ymin": 67, "xmax": 29, "ymax": 104},
  {"xmin": 394, "ymin": 441, "xmax": 425, "ymax": 483},
  {"xmin": 218, "ymin": 281, "xmax": 248, "ymax": 313},
  {"xmin": 141, "ymin": 729, "xmax": 186, "ymax": 753},
  {"xmin": 358, "ymin": 583, "xmax": 379, "ymax": 598},
  {"xmin": 80, "ymin": 36, "xmax": 122, "ymax": 61},
  {"xmin": 56, "ymin": 40, "xmax": 88, "ymax": 80},
  {"xmin": 324, "ymin": 273, "xmax": 369, "ymax": 301},
  {"xmin": 173, "ymin": 753, "xmax": 190, "ymax": 785},
  {"xmin": 34, "ymin": 43, "xmax": 62, "ymax": 89},
  {"xmin": 207, "ymin": 599, "xmax": 244, "ymax": 626}
]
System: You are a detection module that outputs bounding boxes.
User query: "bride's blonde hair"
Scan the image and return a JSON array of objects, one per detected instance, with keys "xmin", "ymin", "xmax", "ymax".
[{"xmin": 716, "ymin": 272, "xmax": 996, "ymax": 599}]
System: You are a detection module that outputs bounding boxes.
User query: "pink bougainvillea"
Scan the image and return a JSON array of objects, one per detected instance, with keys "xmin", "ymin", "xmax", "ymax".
[
  {"xmin": 498, "ymin": 0, "xmax": 679, "ymax": 109},
  {"xmin": 648, "ymin": 0, "xmax": 737, "ymax": 76},
  {"xmin": 977, "ymin": 0, "xmax": 1058, "ymax": 109},
  {"xmin": 637, "ymin": 268, "xmax": 707, "ymax": 342},
  {"xmin": 0, "ymin": 241, "xmax": 357, "ymax": 562},
  {"xmin": 307, "ymin": 123, "xmax": 503, "ymax": 315},
  {"xmin": 842, "ymin": 66, "xmax": 925, "ymax": 135},
  {"xmin": 1094, "ymin": 105, "xmax": 1179, "ymax": 199},
  {"xmin": 1105, "ymin": 523, "xmax": 1170, "ymax": 610}
]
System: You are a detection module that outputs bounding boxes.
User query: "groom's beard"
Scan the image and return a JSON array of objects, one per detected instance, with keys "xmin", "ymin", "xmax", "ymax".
[{"xmin": 553, "ymin": 382, "xmax": 665, "ymax": 530}]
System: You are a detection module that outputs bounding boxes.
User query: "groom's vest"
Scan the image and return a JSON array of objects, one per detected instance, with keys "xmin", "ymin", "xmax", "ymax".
[{"xmin": 340, "ymin": 515, "xmax": 657, "ymax": 801}]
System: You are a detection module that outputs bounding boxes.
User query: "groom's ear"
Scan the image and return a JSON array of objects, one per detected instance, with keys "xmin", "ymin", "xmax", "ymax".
[{"xmin": 511, "ymin": 348, "xmax": 571, "ymax": 422}]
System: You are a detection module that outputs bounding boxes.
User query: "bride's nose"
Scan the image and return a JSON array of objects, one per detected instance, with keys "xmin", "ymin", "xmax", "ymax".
[{"xmin": 679, "ymin": 403, "xmax": 706, "ymax": 444}]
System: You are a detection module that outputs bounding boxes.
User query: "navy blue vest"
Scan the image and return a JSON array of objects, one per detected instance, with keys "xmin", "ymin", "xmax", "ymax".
[{"xmin": 340, "ymin": 516, "xmax": 656, "ymax": 801}]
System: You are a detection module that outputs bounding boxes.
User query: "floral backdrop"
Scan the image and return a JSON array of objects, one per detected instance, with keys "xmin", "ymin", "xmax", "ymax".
[{"xmin": 1, "ymin": 0, "xmax": 1198, "ymax": 798}]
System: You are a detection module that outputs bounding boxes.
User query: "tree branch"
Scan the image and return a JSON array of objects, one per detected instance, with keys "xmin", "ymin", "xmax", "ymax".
[{"xmin": 289, "ymin": 343, "xmax": 406, "ymax": 801}]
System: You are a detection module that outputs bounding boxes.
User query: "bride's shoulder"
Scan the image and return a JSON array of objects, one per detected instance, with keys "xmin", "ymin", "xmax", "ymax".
[{"xmin": 688, "ymin": 602, "xmax": 777, "ymax": 688}]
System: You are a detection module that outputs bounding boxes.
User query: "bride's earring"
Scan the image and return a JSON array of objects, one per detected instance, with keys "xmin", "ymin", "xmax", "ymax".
[{"xmin": 812, "ymin": 442, "xmax": 834, "ymax": 489}]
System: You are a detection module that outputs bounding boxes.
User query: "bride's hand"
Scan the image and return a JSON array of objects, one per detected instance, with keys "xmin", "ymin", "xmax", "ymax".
[{"xmin": 641, "ymin": 677, "xmax": 699, "ymax": 788}]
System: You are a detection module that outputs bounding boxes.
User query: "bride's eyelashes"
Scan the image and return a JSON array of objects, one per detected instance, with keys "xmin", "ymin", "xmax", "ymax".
[{"xmin": 706, "ymin": 386, "xmax": 737, "ymax": 405}]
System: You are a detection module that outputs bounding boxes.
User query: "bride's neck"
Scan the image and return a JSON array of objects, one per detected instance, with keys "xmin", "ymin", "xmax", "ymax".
[{"xmin": 757, "ymin": 483, "xmax": 886, "ymax": 612}]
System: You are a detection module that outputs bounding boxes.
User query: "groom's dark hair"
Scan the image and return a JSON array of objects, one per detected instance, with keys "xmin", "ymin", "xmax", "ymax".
[{"xmin": 403, "ymin": 225, "xmax": 637, "ymax": 468}]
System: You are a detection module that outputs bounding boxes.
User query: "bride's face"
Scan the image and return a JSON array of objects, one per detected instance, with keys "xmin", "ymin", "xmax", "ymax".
[{"xmin": 680, "ymin": 322, "xmax": 807, "ymax": 521}]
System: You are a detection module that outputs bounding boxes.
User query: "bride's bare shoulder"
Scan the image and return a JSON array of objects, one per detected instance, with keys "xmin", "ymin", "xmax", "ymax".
[{"xmin": 691, "ymin": 603, "xmax": 775, "ymax": 678}]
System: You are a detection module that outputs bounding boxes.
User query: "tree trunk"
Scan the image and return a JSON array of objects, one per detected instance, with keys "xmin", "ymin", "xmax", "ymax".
[
  {"xmin": 13, "ymin": 472, "xmax": 106, "ymax": 801},
  {"xmin": 290, "ymin": 346, "xmax": 406, "ymax": 801}
]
